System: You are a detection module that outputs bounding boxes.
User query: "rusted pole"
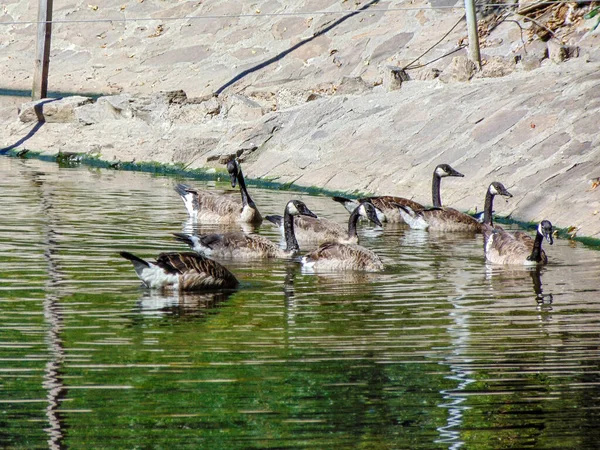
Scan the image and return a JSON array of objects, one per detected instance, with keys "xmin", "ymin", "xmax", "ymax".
[
  {"xmin": 32, "ymin": 0, "xmax": 54, "ymax": 100},
  {"xmin": 464, "ymin": 0, "xmax": 481, "ymax": 70}
]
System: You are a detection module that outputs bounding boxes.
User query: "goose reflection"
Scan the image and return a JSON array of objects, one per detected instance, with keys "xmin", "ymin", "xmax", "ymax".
[
  {"xmin": 134, "ymin": 289, "xmax": 234, "ymax": 318},
  {"xmin": 485, "ymin": 265, "xmax": 553, "ymax": 307}
]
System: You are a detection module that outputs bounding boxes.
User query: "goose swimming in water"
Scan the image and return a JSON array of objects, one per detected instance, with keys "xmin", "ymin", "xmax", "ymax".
[
  {"xmin": 395, "ymin": 181, "xmax": 513, "ymax": 232},
  {"xmin": 120, "ymin": 251, "xmax": 239, "ymax": 291},
  {"xmin": 301, "ymin": 202, "xmax": 384, "ymax": 272},
  {"xmin": 331, "ymin": 163, "xmax": 464, "ymax": 223},
  {"xmin": 265, "ymin": 202, "xmax": 382, "ymax": 245},
  {"xmin": 175, "ymin": 159, "xmax": 262, "ymax": 224},
  {"xmin": 483, "ymin": 220, "xmax": 553, "ymax": 265},
  {"xmin": 174, "ymin": 200, "xmax": 317, "ymax": 259}
]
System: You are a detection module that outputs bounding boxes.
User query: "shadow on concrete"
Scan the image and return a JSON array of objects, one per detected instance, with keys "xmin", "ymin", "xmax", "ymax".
[
  {"xmin": 214, "ymin": 0, "xmax": 381, "ymax": 95},
  {"xmin": 0, "ymin": 98, "xmax": 60, "ymax": 154}
]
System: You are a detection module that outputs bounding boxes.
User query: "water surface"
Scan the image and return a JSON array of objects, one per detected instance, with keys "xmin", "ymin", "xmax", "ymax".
[{"xmin": 1, "ymin": 157, "xmax": 599, "ymax": 449}]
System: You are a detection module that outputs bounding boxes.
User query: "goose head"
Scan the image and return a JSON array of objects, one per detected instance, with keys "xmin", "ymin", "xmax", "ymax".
[
  {"xmin": 227, "ymin": 159, "xmax": 241, "ymax": 188},
  {"xmin": 358, "ymin": 202, "xmax": 383, "ymax": 227},
  {"xmin": 286, "ymin": 200, "xmax": 318, "ymax": 218},
  {"xmin": 489, "ymin": 182, "xmax": 513, "ymax": 198},
  {"xmin": 538, "ymin": 220, "xmax": 554, "ymax": 245},
  {"xmin": 435, "ymin": 164, "xmax": 464, "ymax": 178}
]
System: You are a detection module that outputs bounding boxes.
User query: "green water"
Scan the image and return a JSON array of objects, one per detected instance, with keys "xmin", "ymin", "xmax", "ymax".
[{"xmin": 1, "ymin": 157, "xmax": 600, "ymax": 449}]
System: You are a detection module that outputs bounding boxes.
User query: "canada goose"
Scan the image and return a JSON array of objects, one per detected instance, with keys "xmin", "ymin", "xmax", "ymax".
[
  {"xmin": 173, "ymin": 200, "xmax": 317, "ymax": 259},
  {"xmin": 395, "ymin": 181, "xmax": 512, "ymax": 232},
  {"xmin": 175, "ymin": 160, "xmax": 262, "ymax": 224},
  {"xmin": 265, "ymin": 202, "xmax": 382, "ymax": 245},
  {"xmin": 331, "ymin": 163, "xmax": 464, "ymax": 223},
  {"xmin": 483, "ymin": 220, "xmax": 553, "ymax": 265},
  {"xmin": 120, "ymin": 251, "xmax": 239, "ymax": 291},
  {"xmin": 301, "ymin": 202, "xmax": 384, "ymax": 272}
]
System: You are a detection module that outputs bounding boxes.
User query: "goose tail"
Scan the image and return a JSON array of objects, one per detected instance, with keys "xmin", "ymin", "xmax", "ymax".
[
  {"xmin": 120, "ymin": 251, "xmax": 155, "ymax": 282},
  {"xmin": 332, "ymin": 196, "xmax": 359, "ymax": 214},
  {"xmin": 175, "ymin": 184, "xmax": 198, "ymax": 217},
  {"xmin": 393, "ymin": 203, "xmax": 429, "ymax": 230},
  {"xmin": 265, "ymin": 215, "xmax": 284, "ymax": 227},
  {"xmin": 173, "ymin": 233, "xmax": 203, "ymax": 253}
]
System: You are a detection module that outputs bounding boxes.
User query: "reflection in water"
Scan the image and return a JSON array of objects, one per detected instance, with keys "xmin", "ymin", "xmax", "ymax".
[
  {"xmin": 29, "ymin": 169, "xmax": 66, "ymax": 450},
  {"xmin": 485, "ymin": 264, "xmax": 554, "ymax": 308},
  {"xmin": 135, "ymin": 289, "xmax": 234, "ymax": 318},
  {"xmin": 2, "ymin": 157, "xmax": 600, "ymax": 449}
]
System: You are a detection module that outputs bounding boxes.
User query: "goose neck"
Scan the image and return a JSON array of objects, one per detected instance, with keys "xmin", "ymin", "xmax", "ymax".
[
  {"xmin": 482, "ymin": 190, "xmax": 495, "ymax": 225},
  {"xmin": 528, "ymin": 231, "xmax": 545, "ymax": 263},
  {"xmin": 347, "ymin": 207, "xmax": 361, "ymax": 239},
  {"xmin": 432, "ymin": 173, "xmax": 442, "ymax": 207},
  {"xmin": 237, "ymin": 170, "xmax": 253, "ymax": 207},
  {"xmin": 283, "ymin": 210, "xmax": 300, "ymax": 253}
]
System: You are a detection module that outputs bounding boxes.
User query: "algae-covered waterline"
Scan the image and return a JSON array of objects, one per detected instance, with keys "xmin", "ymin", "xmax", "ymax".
[{"xmin": 1, "ymin": 156, "xmax": 600, "ymax": 449}]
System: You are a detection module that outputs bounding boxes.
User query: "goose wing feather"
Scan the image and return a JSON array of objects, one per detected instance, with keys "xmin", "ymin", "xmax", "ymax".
[
  {"xmin": 200, "ymin": 232, "xmax": 279, "ymax": 258},
  {"xmin": 483, "ymin": 227, "xmax": 547, "ymax": 265},
  {"xmin": 156, "ymin": 253, "xmax": 239, "ymax": 290},
  {"xmin": 304, "ymin": 242, "xmax": 384, "ymax": 271},
  {"xmin": 421, "ymin": 207, "xmax": 481, "ymax": 232}
]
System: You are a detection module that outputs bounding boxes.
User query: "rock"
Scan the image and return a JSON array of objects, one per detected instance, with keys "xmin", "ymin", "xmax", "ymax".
[
  {"xmin": 438, "ymin": 55, "xmax": 477, "ymax": 83},
  {"xmin": 516, "ymin": 55, "xmax": 543, "ymax": 71},
  {"xmin": 223, "ymin": 94, "xmax": 265, "ymax": 121},
  {"xmin": 547, "ymin": 40, "xmax": 568, "ymax": 63},
  {"xmin": 411, "ymin": 67, "xmax": 441, "ymax": 81},
  {"xmin": 383, "ymin": 66, "xmax": 410, "ymax": 91},
  {"xmin": 19, "ymin": 96, "xmax": 93, "ymax": 123},
  {"xmin": 476, "ymin": 56, "xmax": 515, "ymax": 78},
  {"xmin": 335, "ymin": 76, "xmax": 372, "ymax": 95}
]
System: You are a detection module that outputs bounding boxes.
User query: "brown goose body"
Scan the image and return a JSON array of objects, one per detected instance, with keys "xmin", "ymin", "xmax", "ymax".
[
  {"xmin": 483, "ymin": 220, "xmax": 553, "ymax": 265},
  {"xmin": 175, "ymin": 160, "xmax": 262, "ymax": 224},
  {"xmin": 175, "ymin": 231, "xmax": 291, "ymax": 259},
  {"xmin": 301, "ymin": 202, "xmax": 384, "ymax": 272},
  {"xmin": 175, "ymin": 200, "xmax": 317, "ymax": 260},
  {"xmin": 396, "ymin": 182, "xmax": 513, "ymax": 233},
  {"xmin": 332, "ymin": 163, "xmax": 464, "ymax": 223},
  {"xmin": 120, "ymin": 251, "xmax": 238, "ymax": 291},
  {"xmin": 302, "ymin": 242, "xmax": 384, "ymax": 272},
  {"xmin": 265, "ymin": 202, "xmax": 381, "ymax": 245}
]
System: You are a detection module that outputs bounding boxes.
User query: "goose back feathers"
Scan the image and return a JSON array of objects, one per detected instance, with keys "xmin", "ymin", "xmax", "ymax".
[
  {"xmin": 396, "ymin": 181, "xmax": 512, "ymax": 232},
  {"xmin": 266, "ymin": 202, "xmax": 382, "ymax": 245},
  {"xmin": 175, "ymin": 160, "xmax": 262, "ymax": 224},
  {"xmin": 175, "ymin": 200, "xmax": 317, "ymax": 259},
  {"xmin": 301, "ymin": 202, "xmax": 384, "ymax": 272},
  {"xmin": 483, "ymin": 220, "xmax": 553, "ymax": 265},
  {"xmin": 120, "ymin": 251, "xmax": 238, "ymax": 291},
  {"xmin": 331, "ymin": 163, "xmax": 464, "ymax": 223}
]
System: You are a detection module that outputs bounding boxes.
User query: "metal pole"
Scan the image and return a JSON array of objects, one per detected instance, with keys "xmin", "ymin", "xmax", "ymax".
[
  {"xmin": 464, "ymin": 0, "xmax": 481, "ymax": 70},
  {"xmin": 32, "ymin": 0, "xmax": 54, "ymax": 100}
]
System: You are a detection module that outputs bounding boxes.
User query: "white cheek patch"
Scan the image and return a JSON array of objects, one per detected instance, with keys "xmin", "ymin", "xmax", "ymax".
[
  {"xmin": 489, "ymin": 185, "xmax": 499, "ymax": 195},
  {"xmin": 435, "ymin": 167, "xmax": 446, "ymax": 177},
  {"xmin": 287, "ymin": 202, "xmax": 299, "ymax": 215},
  {"xmin": 537, "ymin": 223, "xmax": 544, "ymax": 235},
  {"xmin": 358, "ymin": 204, "xmax": 367, "ymax": 217}
]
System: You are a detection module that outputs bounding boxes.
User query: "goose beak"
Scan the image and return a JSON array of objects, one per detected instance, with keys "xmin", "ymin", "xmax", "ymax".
[
  {"xmin": 451, "ymin": 168, "xmax": 465, "ymax": 177},
  {"xmin": 302, "ymin": 208, "xmax": 318, "ymax": 219},
  {"xmin": 230, "ymin": 172, "xmax": 238, "ymax": 188},
  {"xmin": 367, "ymin": 209, "xmax": 383, "ymax": 227},
  {"xmin": 545, "ymin": 233, "xmax": 554, "ymax": 245},
  {"xmin": 296, "ymin": 202, "xmax": 318, "ymax": 219}
]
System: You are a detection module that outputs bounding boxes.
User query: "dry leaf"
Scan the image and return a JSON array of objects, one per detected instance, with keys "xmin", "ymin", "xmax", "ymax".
[
  {"xmin": 149, "ymin": 24, "xmax": 164, "ymax": 37},
  {"xmin": 589, "ymin": 177, "xmax": 600, "ymax": 190},
  {"xmin": 566, "ymin": 225, "xmax": 578, "ymax": 239},
  {"xmin": 120, "ymin": 5, "xmax": 126, "ymax": 11},
  {"xmin": 88, "ymin": 4, "xmax": 99, "ymax": 11}
]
